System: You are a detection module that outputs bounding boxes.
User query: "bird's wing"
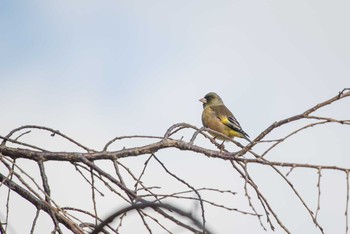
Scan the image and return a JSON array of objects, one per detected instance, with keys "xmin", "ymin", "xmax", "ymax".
[{"xmin": 211, "ymin": 105, "xmax": 250, "ymax": 138}]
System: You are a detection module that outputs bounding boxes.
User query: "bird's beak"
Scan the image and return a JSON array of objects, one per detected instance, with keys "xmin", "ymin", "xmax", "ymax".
[{"xmin": 199, "ymin": 98, "xmax": 207, "ymax": 104}]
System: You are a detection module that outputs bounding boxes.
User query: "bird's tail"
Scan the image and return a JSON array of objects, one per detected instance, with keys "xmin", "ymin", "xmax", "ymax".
[
  {"xmin": 243, "ymin": 135, "xmax": 252, "ymax": 143},
  {"xmin": 239, "ymin": 131, "xmax": 251, "ymax": 143}
]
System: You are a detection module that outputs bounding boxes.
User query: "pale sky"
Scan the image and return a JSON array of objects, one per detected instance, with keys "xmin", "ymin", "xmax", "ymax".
[{"xmin": 1, "ymin": 1, "xmax": 350, "ymax": 233}]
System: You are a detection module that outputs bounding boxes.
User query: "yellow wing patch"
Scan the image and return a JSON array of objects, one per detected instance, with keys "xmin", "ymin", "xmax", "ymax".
[
  {"xmin": 219, "ymin": 116, "xmax": 245, "ymax": 138},
  {"xmin": 220, "ymin": 116, "xmax": 230, "ymax": 125}
]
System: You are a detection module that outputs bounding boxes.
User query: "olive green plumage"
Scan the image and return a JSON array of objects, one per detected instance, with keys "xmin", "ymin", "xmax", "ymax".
[{"xmin": 199, "ymin": 92, "xmax": 251, "ymax": 142}]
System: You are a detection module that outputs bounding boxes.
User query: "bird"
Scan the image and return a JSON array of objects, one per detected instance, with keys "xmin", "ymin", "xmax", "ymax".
[{"xmin": 199, "ymin": 92, "xmax": 251, "ymax": 143}]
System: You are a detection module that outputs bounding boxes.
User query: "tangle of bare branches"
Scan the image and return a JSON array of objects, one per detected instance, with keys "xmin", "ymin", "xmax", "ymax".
[{"xmin": 0, "ymin": 88, "xmax": 349, "ymax": 233}]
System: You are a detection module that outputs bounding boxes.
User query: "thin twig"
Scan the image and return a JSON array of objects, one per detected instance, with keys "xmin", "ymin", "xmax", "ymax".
[
  {"xmin": 5, "ymin": 159, "xmax": 16, "ymax": 233},
  {"xmin": 270, "ymin": 165, "xmax": 324, "ymax": 233},
  {"xmin": 346, "ymin": 170, "xmax": 349, "ymax": 234},
  {"xmin": 152, "ymin": 154, "xmax": 207, "ymax": 233},
  {"xmin": 30, "ymin": 209, "xmax": 40, "ymax": 234},
  {"xmin": 315, "ymin": 168, "xmax": 322, "ymax": 221}
]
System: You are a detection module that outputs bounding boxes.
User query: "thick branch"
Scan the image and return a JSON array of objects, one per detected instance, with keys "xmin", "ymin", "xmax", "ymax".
[
  {"xmin": 0, "ymin": 172, "xmax": 83, "ymax": 234},
  {"xmin": 1, "ymin": 140, "xmax": 349, "ymax": 172}
]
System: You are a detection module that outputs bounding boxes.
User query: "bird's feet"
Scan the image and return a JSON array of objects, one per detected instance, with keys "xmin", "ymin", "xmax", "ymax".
[{"xmin": 219, "ymin": 140, "xmax": 226, "ymax": 153}]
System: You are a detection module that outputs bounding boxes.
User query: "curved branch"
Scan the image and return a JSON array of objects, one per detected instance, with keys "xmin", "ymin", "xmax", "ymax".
[{"xmin": 90, "ymin": 201, "xmax": 212, "ymax": 234}]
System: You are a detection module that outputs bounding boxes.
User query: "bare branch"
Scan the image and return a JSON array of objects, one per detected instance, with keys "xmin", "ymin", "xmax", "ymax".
[
  {"xmin": 1, "ymin": 89, "xmax": 349, "ymax": 233},
  {"xmin": 90, "ymin": 202, "xmax": 212, "ymax": 234}
]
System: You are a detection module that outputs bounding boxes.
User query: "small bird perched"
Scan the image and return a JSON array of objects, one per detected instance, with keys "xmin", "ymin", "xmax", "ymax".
[{"xmin": 199, "ymin": 92, "xmax": 251, "ymax": 142}]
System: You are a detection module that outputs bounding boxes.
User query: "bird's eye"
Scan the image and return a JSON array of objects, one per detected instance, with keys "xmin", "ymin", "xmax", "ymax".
[{"xmin": 205, "ymin": 95, "xmax": 212, "ymax": 101}]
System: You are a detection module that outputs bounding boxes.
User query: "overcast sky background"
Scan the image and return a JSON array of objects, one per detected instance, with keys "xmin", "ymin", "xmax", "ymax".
[{"xmin": 1, "ymin": 1, "xmax": 350, "ymax": 233}]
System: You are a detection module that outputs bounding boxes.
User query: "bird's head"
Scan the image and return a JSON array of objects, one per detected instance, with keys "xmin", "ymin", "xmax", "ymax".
[{"xmin": 199, "ymin": 92, "xmax": 223, "ymax": 108}]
